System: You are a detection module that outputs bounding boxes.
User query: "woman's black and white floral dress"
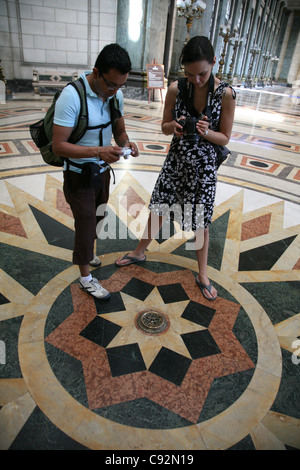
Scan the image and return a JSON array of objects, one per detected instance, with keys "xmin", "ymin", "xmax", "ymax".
[{"xmin": 149, "ymin": 80, "xmax": 231, "ymax": 232}]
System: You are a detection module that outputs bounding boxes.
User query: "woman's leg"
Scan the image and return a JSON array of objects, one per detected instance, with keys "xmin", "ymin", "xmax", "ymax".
[
  {"xmin": 116, "ymin": 211, "xmax": 164, "ymax": 265},
  {"xmin": 195, "ymin": 227, "xmax": 217, "ymax": 300}
]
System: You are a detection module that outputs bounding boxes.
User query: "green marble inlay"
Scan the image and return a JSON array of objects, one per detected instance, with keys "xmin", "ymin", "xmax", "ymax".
[{"xmin": 0, "ymin": 242, "xmax": 72, "ymax": 296}]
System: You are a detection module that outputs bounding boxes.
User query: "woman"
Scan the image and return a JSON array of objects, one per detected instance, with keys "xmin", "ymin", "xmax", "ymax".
[{"xmin": 116, "ymin": 36, "xmax": 236, "ymax": 301}]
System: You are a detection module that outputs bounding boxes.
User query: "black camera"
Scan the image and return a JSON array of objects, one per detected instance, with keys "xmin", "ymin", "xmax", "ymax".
[{"xmin": 177, "ymin": 116, "xmax": 199, "ymax": 143}]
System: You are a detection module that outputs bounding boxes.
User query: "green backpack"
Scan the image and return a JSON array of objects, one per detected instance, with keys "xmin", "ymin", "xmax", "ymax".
[{"xmin": 29, "ymin": 77, "xmax": 121, "ymax": 167}]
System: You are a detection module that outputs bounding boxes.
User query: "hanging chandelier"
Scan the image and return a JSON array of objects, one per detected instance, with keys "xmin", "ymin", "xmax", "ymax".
[
  {"xmin": 177, "ymin": 0, "xmax": 207, "ymax": 42},
  {"xmin": 177, "ymin": 0, "xmax": 206, "ymax": 16}
]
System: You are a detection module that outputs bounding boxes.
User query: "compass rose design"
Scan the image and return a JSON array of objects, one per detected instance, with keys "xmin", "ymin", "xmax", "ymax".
[{"xmin": 1, "ymin": 171, "xmax": 299, "ymax": 449}]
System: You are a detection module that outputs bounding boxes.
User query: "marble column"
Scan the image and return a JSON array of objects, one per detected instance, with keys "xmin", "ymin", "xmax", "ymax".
[
  {"xmin": 287, "ymin": 28, "xmax": 300, "ymax": 84},
  {"xmin": 275, "ymin": 10, "xmax": 294, "ymax": 81},
  {"xmin": 116, "ymin": 0, "xmax": 169, "ymax": 88}
]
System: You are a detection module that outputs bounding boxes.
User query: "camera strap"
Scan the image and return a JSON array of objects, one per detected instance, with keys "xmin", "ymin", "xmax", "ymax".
[
  {"xmin": 178, "ymin": 74, "xmax": 215, "ymax": 119},
  {"xmin": 178, "ymin": 77, "xmax": 198, "ymax": 118},
  {"xmin": 206, "ymin": 74, "xmax": 236, "ymax": 118},
  {"xmin": 206, "ymin": 73, "xmax": 215, "ymax": 120}
]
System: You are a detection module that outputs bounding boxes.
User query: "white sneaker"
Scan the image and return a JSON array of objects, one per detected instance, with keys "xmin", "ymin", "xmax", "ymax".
[
  {"xmin": 79, "ymin": 277, "xmax": 110, "ymax": 299},
  {"xmin": 89, "ymin": 255, "xmax": 101, "ymax": 267}
]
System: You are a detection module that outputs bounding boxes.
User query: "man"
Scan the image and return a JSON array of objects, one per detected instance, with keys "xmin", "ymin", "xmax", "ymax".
[{"xmin": 52, "ymin": 43, "xmax": 139, "ymax": 299}]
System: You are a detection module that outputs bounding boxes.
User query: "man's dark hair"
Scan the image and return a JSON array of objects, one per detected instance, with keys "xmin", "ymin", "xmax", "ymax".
[
  {"xmin": 180, "ymin": 36, "xmax": 215, "ymax": 66},
  {"xmin": 95, "ymin": 43, "xmax": 132, "ymax": 75}
]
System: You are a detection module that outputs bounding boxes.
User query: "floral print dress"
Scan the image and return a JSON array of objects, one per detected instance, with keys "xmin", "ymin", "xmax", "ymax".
[{"xmin": 149, "ymin": 80, "xmax": 231, "ymax": 232}]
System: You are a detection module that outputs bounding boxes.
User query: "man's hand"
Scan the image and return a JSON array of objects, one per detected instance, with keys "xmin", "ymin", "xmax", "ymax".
[
  {"xmin": 127, "ymin": 142, "xmax": 139, "ymax": 157},
  {"xmin": 98, "ymin": 145, "xmax": 122, "ymax": 163}
]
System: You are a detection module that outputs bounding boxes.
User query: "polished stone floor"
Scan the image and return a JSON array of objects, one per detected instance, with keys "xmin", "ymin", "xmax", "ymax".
[{"xmin": 0, "ymin": 84, "xmax": 299, "ymax": 450}]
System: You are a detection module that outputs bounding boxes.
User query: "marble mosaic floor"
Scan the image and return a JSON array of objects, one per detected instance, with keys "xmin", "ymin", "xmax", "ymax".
[{"xmin": 0, "ymin": 86, "xmax": 299, "ymax": 450}]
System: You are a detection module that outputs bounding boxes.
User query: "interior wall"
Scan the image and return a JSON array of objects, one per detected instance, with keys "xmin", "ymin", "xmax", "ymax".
[{"xmin": 0, "ymin": 0, "xmax": 118, "ymax": 81}]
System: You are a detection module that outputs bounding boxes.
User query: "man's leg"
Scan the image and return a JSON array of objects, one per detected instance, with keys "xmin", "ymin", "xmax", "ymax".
[{"xmin": 63, "ymin": 170, "xmax": 110, "ymax": 299}]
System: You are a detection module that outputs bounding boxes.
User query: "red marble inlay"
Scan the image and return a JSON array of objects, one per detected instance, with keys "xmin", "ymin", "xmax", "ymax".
[
  {"xmin": 45, "ymin": 267, "xmax": 254, "ymax": 423},
  {"xmin": 292, "ymin": 170, "xmax": 300, "ymax": 181},
  {"xmin": 0, "ymin": 212, "xmax": 27, "ymax": 238},
  {"xmin": 120, "ymin": 187, "xmax": 146, "ymax": 218},
  {"xmin": 0, "ymin": 142, "xmax": 17, "ymax": 156},
  {"xmin": 241, "ymin": 213, "xmax": 271, "ymax": 241},
  {"xmin": 293, "ymin": 258, "xmax": 300, "ymax": 270},
  {"xmin": 26, "ymin": 140, "xmax": 38, "ymax": 152},
  {"xmin": 240, "ymin": 156, "xmax": 280, "ymax": 173},
  {"xmin": 137, "ymin": 142, "xmax": 169, "ymax": 153},
  {"xmin": 56, "ymin": 189, "xmax": 73, "ymax": 218}
]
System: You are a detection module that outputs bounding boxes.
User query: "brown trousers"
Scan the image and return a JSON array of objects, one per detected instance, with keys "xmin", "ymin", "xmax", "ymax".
[{"xmin": 63, "ymin": 169, "xmax": 111, "ymax": 265}]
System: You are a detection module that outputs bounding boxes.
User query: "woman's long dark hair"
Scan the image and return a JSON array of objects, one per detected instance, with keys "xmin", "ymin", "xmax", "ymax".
[{"xmin": 180, "ymin": 36, "xmax": 215, "ymax": 66}]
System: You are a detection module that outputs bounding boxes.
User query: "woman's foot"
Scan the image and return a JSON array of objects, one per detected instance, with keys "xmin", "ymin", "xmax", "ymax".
[
  {"xmin": 196, "ymin": 275, "xmax": 217, "ymax": 300},
  {"xmin": 115, "ymin": 252, "xmax": 146, "ymax": 267}
]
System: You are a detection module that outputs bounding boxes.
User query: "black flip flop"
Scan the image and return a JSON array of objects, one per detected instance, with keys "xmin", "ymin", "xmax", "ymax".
[
  {"xmin": 196, "ymin": 277, "xmax": 217, "ymax": 301},
  {"xmin": 115, "ymin": 254, "xmax": 146, "ymax": 267}
]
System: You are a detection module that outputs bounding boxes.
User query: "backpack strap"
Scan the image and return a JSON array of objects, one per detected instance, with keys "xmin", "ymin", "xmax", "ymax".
[
  {"xmin": 65, "ymin": 79, "xmax": 121, "ymax": 181},
  {"xmin": 65, "ymin": 157, "xmax": 111, "ymax": 175},
  {"xmin": 66, "ymin": 79, "xmax": 121, "ymax": 143},
  {"xmin": 109, "ymin": 95, "xmax": 122, "ymax": 129},
  {"xmin": 67, "ymin": 77, "xmax": 88, "ymax": 143}
]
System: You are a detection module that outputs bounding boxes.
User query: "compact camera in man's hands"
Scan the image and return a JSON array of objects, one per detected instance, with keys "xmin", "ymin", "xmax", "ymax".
[
  {"xmin": 177, "ymin": 116, "xmax": 202, "ymax": 143},
  {"xmin": 121, "ymin": 147, "xmax": 131, "ymax": 159}
]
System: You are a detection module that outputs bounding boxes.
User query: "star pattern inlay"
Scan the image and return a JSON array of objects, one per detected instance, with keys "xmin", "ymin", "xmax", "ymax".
[
  {"xmin": 101, "ymin": 288, "xmax": 206, "ymax": 368},
  {"xmin": 45, "ymin": 267, "xmax": 255, "ymax": 423}
]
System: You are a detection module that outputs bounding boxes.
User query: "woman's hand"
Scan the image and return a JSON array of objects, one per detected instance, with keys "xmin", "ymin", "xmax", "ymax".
[
  {"xmin": 196, "ymin": 115, "xmax": 210, "ymax": 137},
  {"xmin": 174, "ymin": 116, "xmax": 185, "ymax": 137}
]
